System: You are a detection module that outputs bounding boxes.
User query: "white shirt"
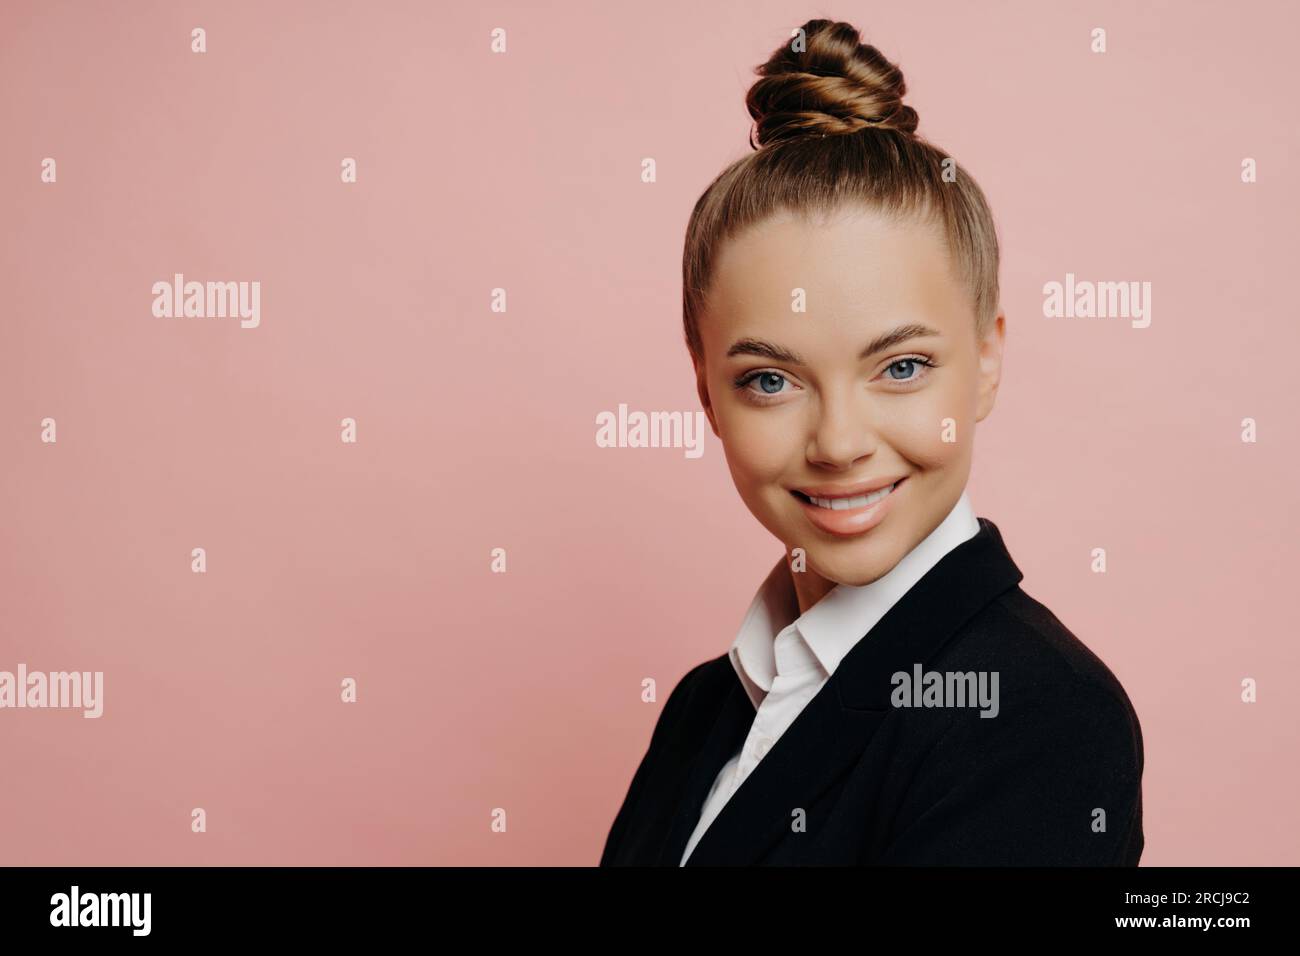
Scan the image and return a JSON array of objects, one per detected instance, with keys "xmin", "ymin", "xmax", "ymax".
[{"xmin": 679, "ymin": 490, "xmax": 981, "ymax": 865}]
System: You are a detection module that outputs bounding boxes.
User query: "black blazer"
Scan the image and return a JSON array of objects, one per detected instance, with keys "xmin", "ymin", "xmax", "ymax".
[{"xmin": 600, "ymin": 517, "xmax": 1144, "ymax": 866}]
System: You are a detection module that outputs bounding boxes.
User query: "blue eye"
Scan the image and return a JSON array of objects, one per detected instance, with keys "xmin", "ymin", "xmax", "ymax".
[
  {"xmin": 735, "ymin": 370, "xmax": 791, "ymax": 396},
  {"xmin": 887, "ymin": 359, "xmax": 919, "ymax": 380},
  {"xmin": 883, "ymin": 356, "xmax": 936, "ymax": 383}
]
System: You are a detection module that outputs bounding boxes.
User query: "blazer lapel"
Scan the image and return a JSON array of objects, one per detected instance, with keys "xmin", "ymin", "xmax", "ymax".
[
  {"xmin": 674, "ymin": 517, "xmax": 1024, "ymax": 866},
  {"xmin": 655, "ymin": 677, "xmax": 754, "ymax": 865}
]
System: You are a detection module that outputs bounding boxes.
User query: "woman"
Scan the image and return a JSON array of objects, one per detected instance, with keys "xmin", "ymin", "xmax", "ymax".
[{"xmin": 600, "ymin": 18, "xmax": 1143, "ymax": 866}]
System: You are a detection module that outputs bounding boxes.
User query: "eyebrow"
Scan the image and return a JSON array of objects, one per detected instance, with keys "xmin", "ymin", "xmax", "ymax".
[{"xmin": 725, "ymin": 323, "xmax": 943, "ymax": 364}]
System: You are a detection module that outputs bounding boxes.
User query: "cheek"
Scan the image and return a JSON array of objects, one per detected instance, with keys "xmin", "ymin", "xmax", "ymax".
[
  {"xmin": 715, "ymin": 411, "xmax": 806, "ymax": 531},
  {"xmin": 714, "ymin": 404, "xmax": 797, "ymax": 482},
  {"xmin": 881, "ymin": 377, "xmax": 974, "ymax": 468}
]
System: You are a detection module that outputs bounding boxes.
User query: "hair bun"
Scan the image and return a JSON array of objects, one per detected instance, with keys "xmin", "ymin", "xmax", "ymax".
[{"xmin": 746, "ymin": 19, "xmax": 919, "ymax": 148}]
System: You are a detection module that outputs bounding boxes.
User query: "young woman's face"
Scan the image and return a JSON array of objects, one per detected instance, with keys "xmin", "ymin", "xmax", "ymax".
[{"xmin": 694, "ymin": 205, "xmax": 1005, "ymax": 608}]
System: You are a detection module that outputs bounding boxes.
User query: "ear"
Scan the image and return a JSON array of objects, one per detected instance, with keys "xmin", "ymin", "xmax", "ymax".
[
  {"xmin": 974, "ymin": 310, "xmax": 1005, "ymax": 423},
  {"xmin": 694, "ymin": 353, "xmax": 721, "ymax": 438}
]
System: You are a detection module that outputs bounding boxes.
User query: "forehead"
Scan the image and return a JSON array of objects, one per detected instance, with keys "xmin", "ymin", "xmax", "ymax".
[{"xmin": 703, "ymin": 206, "xmax": 970, "ymax": 343}]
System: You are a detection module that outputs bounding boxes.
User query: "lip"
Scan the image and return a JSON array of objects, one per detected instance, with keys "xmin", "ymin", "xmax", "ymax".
[
  {"xmin": 791, "ymin": 476, "xmax": 907, "ymax": 538},
  {"xmin": 794, "ymin": 476, "xmax": 908, "ymax": 499}
]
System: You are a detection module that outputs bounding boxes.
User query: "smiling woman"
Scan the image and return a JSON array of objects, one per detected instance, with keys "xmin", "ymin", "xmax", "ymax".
[
  {"xmin": 600, "ymin": 18, "xmax": 1144, "ymax": 867},
  {"xmin": 699, "ymin": 207, "xmax": 994, "ymax": 602}
]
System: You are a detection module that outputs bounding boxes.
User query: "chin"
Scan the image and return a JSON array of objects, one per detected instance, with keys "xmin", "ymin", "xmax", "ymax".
[{"xmin": 808, "ymin": 548, "xmax": 897, "ymax": 588}]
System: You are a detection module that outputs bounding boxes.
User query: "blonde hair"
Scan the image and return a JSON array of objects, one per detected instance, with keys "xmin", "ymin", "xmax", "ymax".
[{"xmin": 682, "ymin": 18, "xmax": 1000, "ymax": 364}]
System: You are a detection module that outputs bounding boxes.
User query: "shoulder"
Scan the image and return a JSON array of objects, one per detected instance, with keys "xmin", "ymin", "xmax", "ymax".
[
  {"xmin": 879, "ymin": 586, "xmax": 1145, "ymax": 864},
  {"xmin": 899, "ymin": 582, "xmax": 1145, "ymax": 811},
  {"xmin": 933, "ymin": 583, "xmax": 1142, "ymax": 744},
  {"xmin": 655, "ymin": 653, "xmax": 734, "ymax": 727}
]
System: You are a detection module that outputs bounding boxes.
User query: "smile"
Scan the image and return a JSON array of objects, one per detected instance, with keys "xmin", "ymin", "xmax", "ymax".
[
  {"xmin": 797, "ymin": 483, "xmax": 897, "ymax": 510},
  {"xmin": 790, "ymin": 477, "xmax": 907, "ymax": 537}
]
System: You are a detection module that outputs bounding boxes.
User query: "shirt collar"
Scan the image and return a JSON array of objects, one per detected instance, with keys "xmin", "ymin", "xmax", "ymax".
[{"xmin": 728, "ymin": 490, "xmax": 981, "ymax": 710}]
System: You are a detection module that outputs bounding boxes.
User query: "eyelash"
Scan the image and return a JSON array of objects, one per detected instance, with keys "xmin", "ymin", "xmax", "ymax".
[{"xmin": 732, "ymin": 355, "xmax": 938, "ymax": 405}]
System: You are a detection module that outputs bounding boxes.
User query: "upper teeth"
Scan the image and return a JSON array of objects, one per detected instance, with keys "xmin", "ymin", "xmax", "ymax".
[{"xmin": 808, "ymin": 483, "xmax": 895, "ymax": 510}]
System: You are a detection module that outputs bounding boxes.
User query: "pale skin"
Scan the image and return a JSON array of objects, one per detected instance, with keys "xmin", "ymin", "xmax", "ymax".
[{"xmin": 693, "ymin": 204, "xmax": 1007, "ymax": 614}]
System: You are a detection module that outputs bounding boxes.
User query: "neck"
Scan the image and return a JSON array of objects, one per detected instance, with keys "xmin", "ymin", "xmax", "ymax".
[{"xmin": 789, "ymin": 562, "xmax": 838, "ymax": 615}]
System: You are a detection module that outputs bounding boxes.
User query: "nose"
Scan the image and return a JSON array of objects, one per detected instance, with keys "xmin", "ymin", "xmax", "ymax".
[{"xmin": 806, "ymin": 386, "xmax": 879, "ymax": 470}]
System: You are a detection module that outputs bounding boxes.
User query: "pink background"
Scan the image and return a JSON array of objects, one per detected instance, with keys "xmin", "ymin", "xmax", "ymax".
[{"xmin": 2, "ymin": 0, "xmax": 1296, "ymax": 865}]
